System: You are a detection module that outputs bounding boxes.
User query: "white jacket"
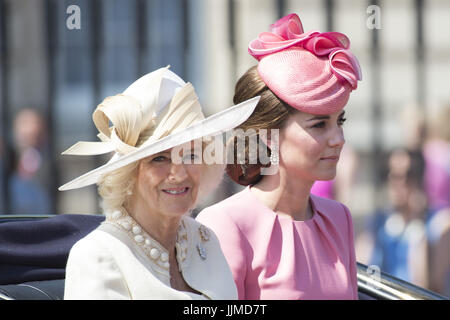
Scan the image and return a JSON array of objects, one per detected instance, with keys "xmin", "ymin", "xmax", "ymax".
[{"xmin": 64, "ymin": 213, "xmax": 237, "ymax": 300}]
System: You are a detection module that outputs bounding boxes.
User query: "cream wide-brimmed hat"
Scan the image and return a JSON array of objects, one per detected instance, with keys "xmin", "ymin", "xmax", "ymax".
[{"xmin": 59, "ymin": 66, "xmax": 260, "ymax": 191}]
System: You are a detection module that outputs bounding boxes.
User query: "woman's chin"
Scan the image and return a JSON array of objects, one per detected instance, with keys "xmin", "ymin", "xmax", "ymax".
[
  {"xmin": 315, "ymin": 170, "xmax": 337, "ymax": 181},
  {"xmin": 159, "ymin": 190, "xmax": 197, "ymax": 214},
  {"xmin": 162, "ymin": 203, "xmax": 195, "ymax": 217}
]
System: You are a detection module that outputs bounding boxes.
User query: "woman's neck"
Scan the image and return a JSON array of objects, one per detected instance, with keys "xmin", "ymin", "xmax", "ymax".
[
  {"xmin": 252, "ymin": 166, "xmax": 314, "ymax": 221},
  {"xmin": 123, "ymin": 202, "xmax": 181, "ymax": 251}
]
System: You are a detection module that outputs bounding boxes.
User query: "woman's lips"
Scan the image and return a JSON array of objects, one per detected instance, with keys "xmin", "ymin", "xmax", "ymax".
[
  {"xmin": 162, "ymin": 187, "xmax": 189, "ymax": 196},
  {"xmin": 320, "ymin": 156, "xmax": 339, "ymax": 162}
]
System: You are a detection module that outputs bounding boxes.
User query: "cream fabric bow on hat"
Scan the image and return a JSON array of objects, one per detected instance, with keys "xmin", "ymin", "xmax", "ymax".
[
  {"xmin": 59, "ymin": 66, "xmax": 260, "ymax": 191},
  {"xmin": 62, "ymin": 66, "xmax": 203, "ymax": 157}
]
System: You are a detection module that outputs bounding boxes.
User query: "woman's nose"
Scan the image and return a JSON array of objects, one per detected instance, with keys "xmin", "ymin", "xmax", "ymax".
[
  {"xmin": 328, "ymin": 126, "xmax": 345, "ymax": 148},
  {"xmin": 168, "ymin": 163, "xmax": 188, "ymax": 182}
]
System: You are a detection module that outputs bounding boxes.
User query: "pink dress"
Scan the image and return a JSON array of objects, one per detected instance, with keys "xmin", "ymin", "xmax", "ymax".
[
  {"xmin": 310, "ymin": 180, "xmax": 335, "ymax": 199},
  {"xmin": 196, "ymin": 186, "xmax": 358, "ymax": 300}
]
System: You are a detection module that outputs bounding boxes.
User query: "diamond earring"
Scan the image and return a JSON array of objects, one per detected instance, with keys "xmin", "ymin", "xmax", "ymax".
[{"xmin": 270, "ymin": 150, "xmax": 279, "ymax": 165}]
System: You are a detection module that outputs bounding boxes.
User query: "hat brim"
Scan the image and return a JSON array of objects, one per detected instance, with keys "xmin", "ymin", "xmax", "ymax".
[{"xmin": 59, "ymin": 96, "xmax": 260, "ymax": 191}]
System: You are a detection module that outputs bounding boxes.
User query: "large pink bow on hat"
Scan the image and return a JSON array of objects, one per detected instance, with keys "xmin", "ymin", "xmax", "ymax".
[{"xmin": 248, "ymin": 13, "xmax": 362, "ymax": 89}]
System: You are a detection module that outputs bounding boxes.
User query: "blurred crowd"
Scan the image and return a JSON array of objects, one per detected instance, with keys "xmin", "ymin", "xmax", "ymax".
[
  {"xmin": 0, "ymin": 108, "xmax": 51, "ymax": 215},
  {"xmin": 1, "ymin": 104, "xmax": 449, "ymax": 297},
  {"xmin": 312, "ymin": 104, "xmax": 450, "ymax": 297}
]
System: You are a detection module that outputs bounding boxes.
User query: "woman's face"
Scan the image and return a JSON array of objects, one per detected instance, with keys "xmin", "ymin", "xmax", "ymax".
[
  {"xmin": 132, "ymin": 144, "xmax": 203, "ymax": 218},
  {"xmin": 277, "ymin": 109, "xmax": 346, "ymax": 182}
]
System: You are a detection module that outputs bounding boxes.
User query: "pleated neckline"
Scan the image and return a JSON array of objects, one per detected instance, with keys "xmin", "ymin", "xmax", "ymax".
[{"xmin": 246, "ymin": 185, "xmax": 318, "ymax": 224}]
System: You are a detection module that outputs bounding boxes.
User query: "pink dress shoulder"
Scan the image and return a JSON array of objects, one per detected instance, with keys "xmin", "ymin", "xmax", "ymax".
[{"xmin": 196, "ymin": 186, "xmax": 358, "ymax": 300}]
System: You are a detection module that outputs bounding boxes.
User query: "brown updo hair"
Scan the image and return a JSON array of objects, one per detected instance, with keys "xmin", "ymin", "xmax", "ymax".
[{"xmin": 226, "ymin": 66, "xmax": 296, "ymax": 185}]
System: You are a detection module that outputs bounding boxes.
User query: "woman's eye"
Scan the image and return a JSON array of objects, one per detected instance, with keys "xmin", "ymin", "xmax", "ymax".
[
  {"xmin": 152, "ymin": 155, "xmax": 168, "ymax": 162},
  {"xmin": 312, "ymin": 121, "xmax": 326, "ymax": 129},
  {"xmin": 338, "ymin": 117, "xmax": 347, "ymax": 126},
  {"xmin": 183, "ymin": 153, "xmax": 200, "ymax": 162}
]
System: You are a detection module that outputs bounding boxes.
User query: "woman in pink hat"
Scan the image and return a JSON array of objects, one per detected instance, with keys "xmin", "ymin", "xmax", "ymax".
[{"xmin": 196, "ymin": 13, "xmax": 362, "ymax": 300}]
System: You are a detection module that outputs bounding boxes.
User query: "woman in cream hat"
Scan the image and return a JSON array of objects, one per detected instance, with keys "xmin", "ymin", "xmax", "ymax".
[
  {"xmin": 197, "ymin": 13, "xmax": 362, "ymax": 299},
  {"xmin": 61, "ymin": 66, "xmax": 259, "ymax": 299}
]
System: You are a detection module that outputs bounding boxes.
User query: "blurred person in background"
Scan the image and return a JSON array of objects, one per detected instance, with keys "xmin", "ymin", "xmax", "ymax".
[
  {"xmin": 356, "ymin": 148, "xmax": 429, "ymax": 288},
  {"xmin": 422, "ymin": 105, "xmax": 449, "ymax": 213},
  {"xmin": 9, "ymin": 108, "xmax": 51, "ymax": 215},
  {"xmin": 423, "ymin": 105, "xmax": 450, "ymax": 296},
  {"xmin": 427, "ymin": 207, "xmax": 450, "ymax": 296}
]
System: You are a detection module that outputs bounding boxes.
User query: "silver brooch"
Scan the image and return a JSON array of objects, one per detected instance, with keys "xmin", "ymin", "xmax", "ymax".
[
  {"xmin": 198, "ymin": 225, "xmax": 211, "ymax": 242},
  {"xmin": 197, "ymin": 244, "xmax": 207, "ymax": 260}
]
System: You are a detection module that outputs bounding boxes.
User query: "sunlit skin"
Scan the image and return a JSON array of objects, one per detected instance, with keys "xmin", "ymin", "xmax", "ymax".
[
  {"xmin": 124, "ymin": 144, "xmax": 204, "ymax": 293},
  {"xmin": 251, "ymin": 109, "xmax": 346, "ymax": 221},
  {"xmin": 125, "ymin": 145, "xmax": 203, "ymax": 250}
]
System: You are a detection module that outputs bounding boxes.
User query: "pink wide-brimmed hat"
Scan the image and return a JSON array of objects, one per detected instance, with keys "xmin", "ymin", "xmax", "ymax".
[{"xmin": 248, "ymin": 13, "xmax": 362, "ymax": 115}]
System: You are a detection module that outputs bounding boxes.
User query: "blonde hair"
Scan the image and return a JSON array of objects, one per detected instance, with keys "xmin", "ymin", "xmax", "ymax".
[{"xmin": 98, "ymin": 161, "xmax": 139, "ymax": 215}]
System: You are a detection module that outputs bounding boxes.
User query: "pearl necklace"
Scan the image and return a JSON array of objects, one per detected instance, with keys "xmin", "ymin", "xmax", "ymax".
[{"xmin": 103, "ymin": 208, "xmax": 189, "ymax": 273}]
